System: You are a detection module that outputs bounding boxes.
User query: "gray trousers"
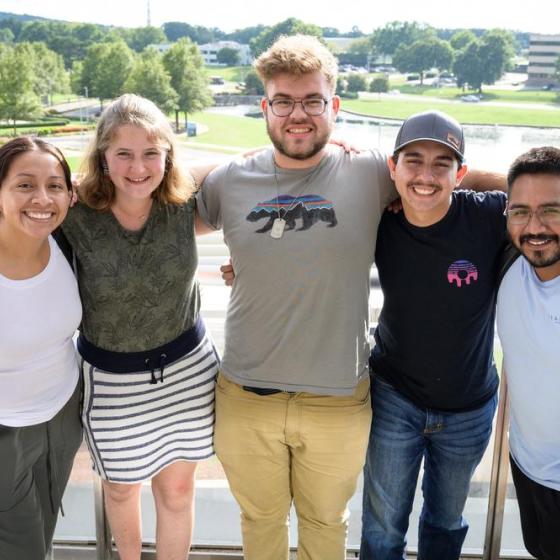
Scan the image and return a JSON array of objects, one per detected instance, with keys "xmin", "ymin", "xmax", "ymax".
[{"xmin": 0, "ymin": 381, "xmax": 82, "ymax": 560}]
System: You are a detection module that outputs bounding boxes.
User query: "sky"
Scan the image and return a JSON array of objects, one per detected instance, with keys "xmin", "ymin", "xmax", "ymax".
[{"xmin": 1, "ymin": 0, "xmax": 559, "ymax": 34}]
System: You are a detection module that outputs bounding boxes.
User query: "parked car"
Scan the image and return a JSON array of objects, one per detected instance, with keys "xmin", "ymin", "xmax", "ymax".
[{"xmin": 460, "ymin": 94, "xmax": 481, "ymax": 103}]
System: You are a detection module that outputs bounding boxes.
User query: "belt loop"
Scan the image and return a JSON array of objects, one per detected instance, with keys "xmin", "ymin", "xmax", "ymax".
[
  {"xmin": 146, "ymin": 358, "xmax": 157, "ymax": 384},
  {"xmin": 159, "ymin": 353, "xmax": 167, "ymax": 383}
]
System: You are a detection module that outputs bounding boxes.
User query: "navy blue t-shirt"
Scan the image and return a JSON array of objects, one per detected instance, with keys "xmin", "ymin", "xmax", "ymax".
[{"xmin": 370, "ymin": 190, "xmax": 507, "ymax": 411}]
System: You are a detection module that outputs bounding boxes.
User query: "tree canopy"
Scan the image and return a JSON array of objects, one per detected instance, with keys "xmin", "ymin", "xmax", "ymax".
[
  {"xmin": 371, "ymin": 21, "xmax": 435, "ymax": 56},
  {"xmin": 250, "ymin": 18, "xmax": 323, "ymax": 57},
  {"xmin": 124, "ymin": 49, "xmax": 178, "ymax": 113},
  {"xmin": 163, "ymin": 38, "xmax": 212, "ymax": 128},
  {"xmin": 453, "ymin": 29, "xmax": 514, "ymax": 92},
  {"xmin": 393, "ymin": 38, "xmax": 453, "ymax": 84}
]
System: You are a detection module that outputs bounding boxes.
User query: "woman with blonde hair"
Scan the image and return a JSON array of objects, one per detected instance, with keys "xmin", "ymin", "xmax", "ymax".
[{"xmin": 61, "ymin": 93, "xmax": 219, "ymax": 559}]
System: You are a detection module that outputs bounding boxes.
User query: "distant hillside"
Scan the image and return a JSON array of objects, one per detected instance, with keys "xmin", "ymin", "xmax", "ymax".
[{"xmin": 0, "ymin": 11, "xmax": 52, "ymax": 22}]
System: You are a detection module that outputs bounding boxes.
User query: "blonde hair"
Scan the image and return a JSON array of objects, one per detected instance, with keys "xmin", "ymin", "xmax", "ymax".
[
  {"xmin": 255, "ymin": 34, "xmax": 338, "ymax": 93},
  {"xmin": 79, "ymin": 94, "xmax": 195, "ymax": 210}
]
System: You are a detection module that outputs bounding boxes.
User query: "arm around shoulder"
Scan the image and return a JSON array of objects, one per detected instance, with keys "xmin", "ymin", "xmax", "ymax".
[{"xmin": 461, "ymin": 168, "xmax": 507, "ymax": 193}]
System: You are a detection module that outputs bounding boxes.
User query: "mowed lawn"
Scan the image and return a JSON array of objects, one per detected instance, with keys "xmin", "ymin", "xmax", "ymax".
[
  {"xmin": 184, "ymin": 111, "xmax": 269, "ymax": 150},
  {"xmin": 342, "ymin": 97, "xmax": 560, "ymax": 127}
]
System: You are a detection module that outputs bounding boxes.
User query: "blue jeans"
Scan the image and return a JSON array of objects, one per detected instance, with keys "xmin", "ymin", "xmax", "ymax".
[{"xmin": 360, "ymin": 375, "xmax": 497, "ymax": 560}]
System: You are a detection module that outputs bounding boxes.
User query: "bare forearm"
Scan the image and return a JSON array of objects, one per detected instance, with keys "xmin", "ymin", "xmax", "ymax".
[{"xmin": 462, "ymin": 169, "xmax": 506, "ymax": 192}]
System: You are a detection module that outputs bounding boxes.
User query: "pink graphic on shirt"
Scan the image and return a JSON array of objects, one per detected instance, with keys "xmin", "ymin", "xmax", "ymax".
[{"xmin": 447, "ymin": 260, "xmax": 478, "ymax": 287}]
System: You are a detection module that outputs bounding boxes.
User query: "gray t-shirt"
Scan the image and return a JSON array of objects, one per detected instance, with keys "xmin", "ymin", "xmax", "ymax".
[
  {"xmin": 62, "ymin": 200, "xmax": 200, "ymax": 352},
  {"xmin": 197, "ymin": 146, "xmax": 394, "ymax": 395}
]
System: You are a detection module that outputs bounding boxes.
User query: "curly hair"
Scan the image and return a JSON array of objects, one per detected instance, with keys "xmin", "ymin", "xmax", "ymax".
[
  {"xmin": 254, "ymin": 34, "xmax": 338, "ymax": 93},
  {"xmin": 79, "ymin": 94, "xmax": 195, "ymax": 210}
]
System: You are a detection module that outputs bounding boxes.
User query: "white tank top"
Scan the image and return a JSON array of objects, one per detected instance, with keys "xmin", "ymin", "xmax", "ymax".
[{"xmin": 0, "ymin": 236, "xmax": 82, "ymax": 426}]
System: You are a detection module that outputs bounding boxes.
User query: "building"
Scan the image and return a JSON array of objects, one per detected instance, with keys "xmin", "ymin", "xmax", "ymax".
[
  {"xmin": 198, "ymin": 41, "xmax": 252, "ymax": 66},
  {"xmin": 527, "ymin": 34, "xmax": 560, "ymax": 85}
]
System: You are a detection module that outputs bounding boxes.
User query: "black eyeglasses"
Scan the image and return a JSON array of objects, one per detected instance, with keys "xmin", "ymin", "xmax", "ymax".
[
  {"xmin": 267, "ymin": 97, "xmax": 331, "ymax": 117},
  {"xmin": 505, "ymin": 205, "xmax": 560, "ymax": 226}
]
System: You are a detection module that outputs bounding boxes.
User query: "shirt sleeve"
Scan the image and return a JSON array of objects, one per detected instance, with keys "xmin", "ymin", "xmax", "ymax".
[
  {"xmin": 195, "ymin": 163, "xmax": 230, "ymax": 231},
  {"xmin": 372, "ymin": 149, "xmax": 397, "ymax": 209}
]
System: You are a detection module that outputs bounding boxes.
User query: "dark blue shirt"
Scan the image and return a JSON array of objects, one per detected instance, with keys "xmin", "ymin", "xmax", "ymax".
[{"xmin": 370, "ymin": 190, "xmax": 507, "ymax": 411}]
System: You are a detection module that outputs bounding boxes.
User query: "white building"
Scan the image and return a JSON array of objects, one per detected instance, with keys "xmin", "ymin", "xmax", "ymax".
[
  {"xmin": 528, "ymin": 34, "xmax": 560, "ymax": 84},
  {"xmin": 198, "ymin": 41, "xmax": 252, "ymax": 65}
]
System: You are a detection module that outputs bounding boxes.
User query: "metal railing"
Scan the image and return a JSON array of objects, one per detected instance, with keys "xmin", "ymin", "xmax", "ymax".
[{"xmin": 74, "ymin": 234, "xmax": 520, "ymax": 559}]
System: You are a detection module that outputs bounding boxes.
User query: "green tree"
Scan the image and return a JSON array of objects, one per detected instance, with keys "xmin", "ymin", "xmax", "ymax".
[
  {"xmin": 346, "ymin": 73, "xmax": 368, "ymax": 92},
  {"xmin": 250, "ymin": 18, "xmax": 323, "ymax": 57},
  {"xmin": 15, "ymin": 20, "xmax": 111, "ymax": 67},
  {"xmin": 450, "ymin": 30, "xmax": 477, "ymax": 51},
  {"xmin": 20, "ymin": 42, "xmax": 69, "ymax": 104},
  {"xmin": 479, "ymin": 29, "xmax": 515, "ymax": 84},
  {"xmin": 82, "ymin": 41, "xmax": 136, "ymax": 106},
  {"xmin": 371, "ymin": 21, "xmax": 435, "ymax": 56},
  {"xmin": 162, "ymin": 22, "xmax": 224, "ymax": 44},
  {"xmin": 0, "ymin": 18, "xmax": 24, "ymax": 41},
  {"xmin": 70, "ymin": 60, "xmax": 84, "ymax": 95},
  {"xmin": 369, "ymin": 75, "xmax": 389, "ymax": 94},
  {"xmin": 163, "ymin": 38, "xmax": 212, "ymax": 130},
  {"xmin": 0, "ymin": 45, "xmax": 42, "ymax": 133},
  {"xmin": 348, "ymin": 38, "xmax": 373, "ymax": 56},
  {"xmin": 0, "ymin": 28, "xmax": 14, "ymax": 43},
  {"xmin": 18, "ymin": 21, "xmax": 54, "ymax": 44},
  {"xmin": 128, "ymin": 26, "xmax": 167, "ymax": 52},
  {"xmin": 68, "ymin": 23, "xmax": 108, "ymax": 63},
  {"xmin": 453, "ymin": 40, "xmax": 484, "ymax": 91},
  {"xmin": 453, "ymin": 30, "xmax": 514, "ymax": 92},
  {"xmin": 393, "ymin": 38, "xmax": 453, "ymax": 84},
  {"xmin": 217, "ymin": 47, "xmax": 240, "ymax": 66},
  {"xmin": 226, "ymin": 25, "xmax": 266, "ymax": 44},
  {"xmin": 243, "ymin": 70, "xmax": 265, "ymax": 95},
  {"xmin": 124, "ymin": 49, "xmax": 178, "ymax": 113}
]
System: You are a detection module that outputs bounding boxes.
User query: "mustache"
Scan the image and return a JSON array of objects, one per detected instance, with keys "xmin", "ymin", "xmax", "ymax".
[{"xmin": 520, "ymin": 234, "xmax": 559, "ymax": 244}]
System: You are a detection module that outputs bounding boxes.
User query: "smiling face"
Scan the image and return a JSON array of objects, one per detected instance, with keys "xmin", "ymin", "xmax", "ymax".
[
  {"xmin": 388, "ymin": 140, "xmax": 468, "ymax": 226},
  {"xmin": 507, "ymin": 173, "xmax": 560, "ymax": 281},
  {"xmin": 0, "ymin": 150, "xmax": 71, "ymax": 241},
  {"xmin": 262, "ymin": 71, "xmax": 340, "ymax": 169},
  {"xmin": 104, "ymin": 124, "xmax": 168, "ymax": 203}
]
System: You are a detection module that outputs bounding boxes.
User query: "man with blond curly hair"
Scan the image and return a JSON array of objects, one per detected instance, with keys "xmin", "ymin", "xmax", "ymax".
[
  {"xmin": 197, "ymin": 34, "xmax": 501, "ymax": 560},
  {"xmin": 197, "ymin": 34, "xmax": 394, "ymax": 560}
]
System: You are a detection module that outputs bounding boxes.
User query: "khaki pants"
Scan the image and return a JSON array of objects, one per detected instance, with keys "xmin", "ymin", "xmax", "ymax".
[{"xmin": 215, "ymin": 373, "xmax": 371, "ymax": 560}]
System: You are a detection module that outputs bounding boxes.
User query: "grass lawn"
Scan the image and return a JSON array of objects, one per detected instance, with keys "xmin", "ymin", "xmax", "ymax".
[
  {"xmin": 342, "ymin": 97, "xmax": 560, "ymax": 127},
  {"xmin": 49, "ymin": 93, "xmax": 80, "ymax": 104},
  {"xmin": 185, "ymin": 111, "xmax": 269, "ymax": 149},
  {"xmin": 394, "ymin": 84, "xmax": 559, "ymax": 104},
  {"xmin": 204, "ymin": 65, "xmax": 251, "ymax": 83}
]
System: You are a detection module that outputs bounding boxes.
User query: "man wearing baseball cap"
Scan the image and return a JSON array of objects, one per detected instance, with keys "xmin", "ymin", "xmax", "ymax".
[{"xmin": 360, "ymin": 110, "xmax": 507, "ymax": 559}]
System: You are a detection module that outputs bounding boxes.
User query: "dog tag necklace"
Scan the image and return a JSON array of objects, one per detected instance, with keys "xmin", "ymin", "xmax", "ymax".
[{"xmin": 271, "ymin": 156, "xmax": 321, "ymax": 239}]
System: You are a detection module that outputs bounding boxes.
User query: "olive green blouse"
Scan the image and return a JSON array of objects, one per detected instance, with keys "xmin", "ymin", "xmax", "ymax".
[{"xmin": 62, "ymin": 200, "xmax": 200, "ymax": 352}]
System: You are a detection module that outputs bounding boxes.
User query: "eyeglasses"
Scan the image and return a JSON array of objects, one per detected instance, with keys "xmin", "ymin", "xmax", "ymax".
[
  {"xmin": 267, "ymin": 97, "xmax": 331, "ymax": 117},
  {"xmin": 505, "ymin": 206, "xmax": 560, "ymax": 226}
]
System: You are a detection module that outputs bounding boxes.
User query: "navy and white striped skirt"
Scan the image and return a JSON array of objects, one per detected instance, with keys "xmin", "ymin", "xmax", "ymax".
[{"xmin": 81, "ymin": 333, "xmax": 219, "ymax": 483}]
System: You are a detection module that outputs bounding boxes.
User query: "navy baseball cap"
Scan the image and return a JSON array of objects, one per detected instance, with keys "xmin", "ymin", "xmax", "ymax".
[{"xmin": 394, "ymin": 110, "xmax": 465, "ymax": 163}]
